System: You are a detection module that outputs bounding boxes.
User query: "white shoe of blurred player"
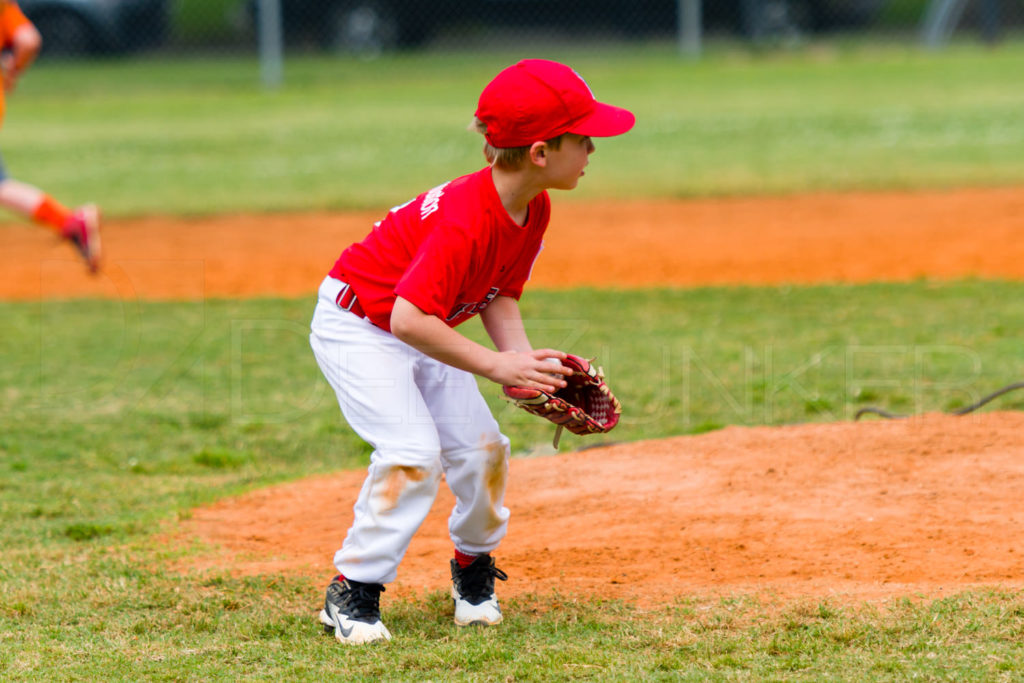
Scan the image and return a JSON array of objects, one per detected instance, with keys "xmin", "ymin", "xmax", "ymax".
[
  {"xmin": 450, "ymin": 554, "xmax": 508, "ymax": 626},
  {"xmin": 319, "ymin": 576, "xmax": 392, "ymax": 645}
]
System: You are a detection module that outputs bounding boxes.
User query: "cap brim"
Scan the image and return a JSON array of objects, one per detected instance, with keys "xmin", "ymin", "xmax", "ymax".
[{"xmin": 569, "ymin": 102, "xmax": 636, "ymax": 138}]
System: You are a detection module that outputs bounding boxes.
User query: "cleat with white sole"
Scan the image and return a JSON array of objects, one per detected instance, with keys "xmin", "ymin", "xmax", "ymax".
[
  {"xmin": 450, "ymin": 555, "xmax": 508, "ymax": 627},
  {"xmin": 319, "ymin": 577, "xmax": 391, "ymax": 644}
]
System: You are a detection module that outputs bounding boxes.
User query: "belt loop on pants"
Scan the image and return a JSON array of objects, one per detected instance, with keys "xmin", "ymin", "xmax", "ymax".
[{"xmin": 335, "ymin": 283, "xmax": 368, "ymax": 319}]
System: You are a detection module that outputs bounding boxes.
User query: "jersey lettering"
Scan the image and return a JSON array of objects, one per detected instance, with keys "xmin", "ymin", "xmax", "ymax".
[
  {"xmin": 446, "ymin": 286, "xmax": 499, "ymax": 322},
  {"xmin": 420, "ymin": 182, "xmax": 449, "ymax": 220}
]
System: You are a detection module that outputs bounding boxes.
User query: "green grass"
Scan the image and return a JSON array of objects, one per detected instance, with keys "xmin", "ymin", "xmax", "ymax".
[
  {"xmin": 2, "ymin": 40, "xmax": 1024, "ymax": 215},
  {"xmin": 4, "ymin": 585, "xmax": 1024, "ymax": 680},
  {"xmin": 2, "ymin": 282, "xmax": 1023, "ymax": 678}
]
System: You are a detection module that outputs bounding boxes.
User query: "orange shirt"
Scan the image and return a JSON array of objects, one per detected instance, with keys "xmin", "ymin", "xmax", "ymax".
[{"xmin": 0, "ymin": 0, "xmax": 33, "ymax": 123}]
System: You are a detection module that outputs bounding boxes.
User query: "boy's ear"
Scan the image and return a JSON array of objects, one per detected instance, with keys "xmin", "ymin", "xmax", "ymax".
[{"xmin": 528, "ymin": 141, "xmax": 548, "ymax": 167}]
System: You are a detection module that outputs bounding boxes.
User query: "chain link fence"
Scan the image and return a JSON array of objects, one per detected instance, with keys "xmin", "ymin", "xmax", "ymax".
[{"xmin": 17, "ymin": 0, "xmax": 1024, "ymax": 59}]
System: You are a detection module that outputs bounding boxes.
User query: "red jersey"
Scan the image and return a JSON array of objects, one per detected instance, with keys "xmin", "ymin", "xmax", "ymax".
[{"xmin": 329, "ymin": 166, "xmax": 550, "ymax": 332}]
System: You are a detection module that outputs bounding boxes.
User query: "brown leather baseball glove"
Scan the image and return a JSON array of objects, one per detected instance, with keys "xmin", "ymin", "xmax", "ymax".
[{"xmin": 503, "ymin": 354, "xmax": 621, "ymax": 447}]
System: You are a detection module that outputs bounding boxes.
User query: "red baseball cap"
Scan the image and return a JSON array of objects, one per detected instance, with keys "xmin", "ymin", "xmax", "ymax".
[{"xmin": 476, "ymin": 59, "xmax": 635, "ymax": 148}]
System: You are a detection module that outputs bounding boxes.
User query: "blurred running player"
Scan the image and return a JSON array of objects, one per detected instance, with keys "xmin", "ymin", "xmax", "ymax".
[{"xmin": 1, "ymin": 0, "xmax": 100, "ymax": 272}]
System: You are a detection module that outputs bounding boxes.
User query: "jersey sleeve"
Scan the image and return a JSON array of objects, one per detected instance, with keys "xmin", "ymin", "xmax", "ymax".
[
  {"xmin": 393, "ymin": 222, "xmax": 475, "ymax": 319},
  {"xmin": 1, "ymin": 2, "xmax": 32, "ymax": 46}
]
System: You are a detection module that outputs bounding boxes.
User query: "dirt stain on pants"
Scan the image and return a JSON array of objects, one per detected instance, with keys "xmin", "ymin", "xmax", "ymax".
[{"xmin": 374, "ymin": 465, "xmax": 430, "ymax": 513}]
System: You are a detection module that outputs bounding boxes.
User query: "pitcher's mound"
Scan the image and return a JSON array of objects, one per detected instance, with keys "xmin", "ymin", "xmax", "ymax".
[{"xmin": 180, "ymin": 411, "xmax": 1024, "ymax": 604}]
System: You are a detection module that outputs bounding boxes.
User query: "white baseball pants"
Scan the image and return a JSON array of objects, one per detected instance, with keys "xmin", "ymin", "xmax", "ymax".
[{"xmin": 310, "ymin": 276, "xmax": 511, "ymax": 585}]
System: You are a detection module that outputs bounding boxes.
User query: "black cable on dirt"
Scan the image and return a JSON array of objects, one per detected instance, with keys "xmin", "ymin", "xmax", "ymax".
[{"xmin": 854, "ymin": 381, "xmax": 1024, "ymax": 421}]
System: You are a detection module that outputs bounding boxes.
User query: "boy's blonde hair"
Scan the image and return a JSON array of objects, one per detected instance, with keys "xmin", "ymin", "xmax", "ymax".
[{"xmin": 470, "ymin": 117, "xmax": 563, "ymax": 170}]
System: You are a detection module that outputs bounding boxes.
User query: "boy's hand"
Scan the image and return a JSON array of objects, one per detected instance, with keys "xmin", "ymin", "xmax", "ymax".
[
  {"xmin": 490, "ymin": 349, "xmax": 571, "ymax": 393},
  {"xmin": 502, "ymin": 354, "xmax": 623, "ymax": 446}
]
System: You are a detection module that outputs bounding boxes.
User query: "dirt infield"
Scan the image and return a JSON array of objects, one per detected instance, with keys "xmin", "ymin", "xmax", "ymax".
[
  {"xmin": 9, "ymin": 186, "xmax": 1022, "ymax": 604},
  {"xmin": 3, "ymin": 186, "xmax": 1024, "ymax": 299},
  {"xmin": 184, "ymin": 412, "xmax": 1024, "ymax": 604}
]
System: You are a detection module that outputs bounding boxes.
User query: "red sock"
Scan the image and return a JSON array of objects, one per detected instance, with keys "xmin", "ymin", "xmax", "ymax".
[
  {"xmin": 31, "ymin": 195, "xmax": 72, "ymax": 234},
  {"xmin": 454, "ymin": 549, "xmax": 478, "ymax": 569}
]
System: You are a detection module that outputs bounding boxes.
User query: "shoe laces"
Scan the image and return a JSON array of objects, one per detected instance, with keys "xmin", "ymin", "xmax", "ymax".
[
  {"xmin": 328, "ymin": 578, "xmax": 385, "ymax": 623},
  {"xmin": 452, "ymin": 555, "xmax": 508, "ymax": 604}
]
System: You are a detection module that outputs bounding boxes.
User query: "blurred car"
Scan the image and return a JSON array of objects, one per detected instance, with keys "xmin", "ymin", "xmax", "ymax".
[
  {"xmin": 18, "ymin": 0, "xmax": 171, "ymax": 56},
  {"xmin": 249, "ymin": 0, "xmax": 887, "ymax": 56},
  {"xmin": 707, "ymin": 0, "xmax": 890, "ymax": 37}
]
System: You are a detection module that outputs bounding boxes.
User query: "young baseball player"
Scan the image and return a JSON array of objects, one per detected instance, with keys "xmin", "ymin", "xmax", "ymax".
[
  {"xmin": 0, "ymin": 0, "xmax": 101, "ymax": 272},
  {"xmin": 310, "ymin": 59, "xmax": 634, "ymax": 645}
]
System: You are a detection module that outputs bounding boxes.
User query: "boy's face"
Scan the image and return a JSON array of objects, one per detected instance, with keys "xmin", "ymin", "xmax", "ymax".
[{"xmin": 542, "ymin": 134, "xmax": 596, "ymax": 190}]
